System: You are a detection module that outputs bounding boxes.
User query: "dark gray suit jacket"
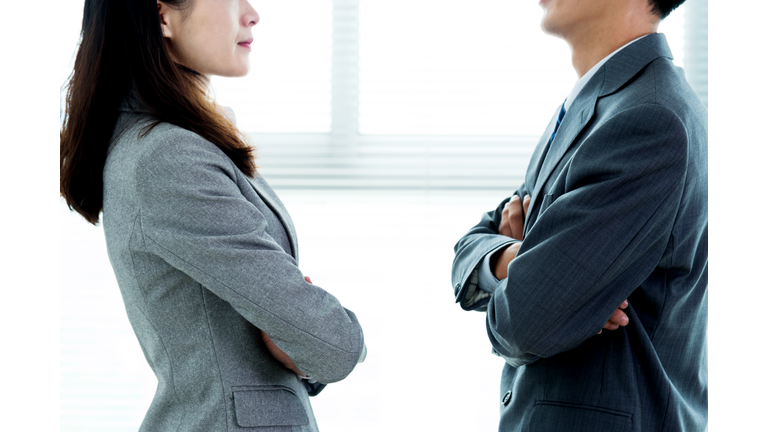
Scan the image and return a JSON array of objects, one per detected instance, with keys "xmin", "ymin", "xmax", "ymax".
[
  {"xmin": 102, "ymin": 99, "xmax": 366, "ymax": 431},
  {"xmin": 452, "ymin": 34, "xmax": 707, "ymax": 432}
]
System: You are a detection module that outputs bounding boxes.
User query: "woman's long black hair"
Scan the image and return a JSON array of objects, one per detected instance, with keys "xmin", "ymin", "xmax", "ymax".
[{"xmin": 61, "ymin": 0, "xmax": 255, "ymax": 224}]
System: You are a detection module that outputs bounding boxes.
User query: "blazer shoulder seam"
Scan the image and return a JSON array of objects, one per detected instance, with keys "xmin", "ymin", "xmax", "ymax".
[
  {"xmin": 135, "ymin": 124, "xmax": 239, "ymax": 181},
  {"xmin": 128, "ymin": 212, "xmax": 186, "ymax": 412},
  {"xmin": 200, "ymin": 287, "xmax": 232, "ymax": 430}
]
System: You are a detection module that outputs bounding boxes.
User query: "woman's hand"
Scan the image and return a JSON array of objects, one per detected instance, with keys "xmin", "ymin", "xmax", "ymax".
[
  {"xmin": 261, "ymin": 331, "xmax": 305, "ymax": 376},
  {"xmin": 260, "ymin": 276, "xmax": 314, "ymax": 376}
]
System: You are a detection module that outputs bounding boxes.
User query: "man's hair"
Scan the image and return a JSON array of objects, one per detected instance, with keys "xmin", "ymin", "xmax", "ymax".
[{"xmin": 649, "ymin": 0, "xmax": 687, "ymax": 19}]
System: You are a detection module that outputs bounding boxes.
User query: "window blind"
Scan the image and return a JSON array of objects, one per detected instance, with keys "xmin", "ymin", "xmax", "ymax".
[{"xmin": 232, "ymin": 0, "xmax": 704, "ymax": 191}]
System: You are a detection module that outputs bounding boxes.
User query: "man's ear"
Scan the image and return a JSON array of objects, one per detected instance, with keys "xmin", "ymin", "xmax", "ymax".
[{"xmin": 157, "ymin": 1, "xmax": 174, "ymax": 38}]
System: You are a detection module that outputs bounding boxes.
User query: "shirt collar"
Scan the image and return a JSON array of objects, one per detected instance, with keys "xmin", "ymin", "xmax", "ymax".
[{"xmin": 563, "ymin": 34, "xmax": 651, "ymax": 112}]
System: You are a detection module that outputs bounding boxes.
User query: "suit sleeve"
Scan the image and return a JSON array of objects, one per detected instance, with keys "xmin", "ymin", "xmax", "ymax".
[
  {"xmin": 134, "ymin": 133, "xmax": 365, "ymax": 384},
  {"xmin": 451, "ymin": 184, "xmax": 530, "ymax": 311},
  {"xmin": 486, "ymin": 104, "xmax": 688, "ymax": 367}
]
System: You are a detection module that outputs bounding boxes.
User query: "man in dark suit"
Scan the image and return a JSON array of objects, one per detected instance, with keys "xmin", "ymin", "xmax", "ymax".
[{"xmin": 451, "ymin": 0, "xmax": 707, "ymax": 431}]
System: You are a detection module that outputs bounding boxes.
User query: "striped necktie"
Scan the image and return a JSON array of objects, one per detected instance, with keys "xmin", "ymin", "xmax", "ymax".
[{"xmin": 549, "ymin": 102, "xmax": 566, "ymax": 144}]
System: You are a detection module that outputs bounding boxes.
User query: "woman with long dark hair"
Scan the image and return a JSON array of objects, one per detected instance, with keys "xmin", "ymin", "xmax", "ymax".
[{"xmin": 60, "ymin": 1, "xmax": 366, "ymax": 430}]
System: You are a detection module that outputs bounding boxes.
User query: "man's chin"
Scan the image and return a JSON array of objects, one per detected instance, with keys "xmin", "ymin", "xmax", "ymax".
[{"xmin": 540, "ymin": 17, "xmax": 563, "ymax": 38}]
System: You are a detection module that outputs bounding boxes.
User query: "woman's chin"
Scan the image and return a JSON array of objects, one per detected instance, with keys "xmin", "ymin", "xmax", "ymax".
[
  {"xmin": 232, "ymin": 62, "xmax": 251, "ymax": 77},
  {"xmin": 217, "ymin": 66, "xmax": 251, "ymax": 78}
]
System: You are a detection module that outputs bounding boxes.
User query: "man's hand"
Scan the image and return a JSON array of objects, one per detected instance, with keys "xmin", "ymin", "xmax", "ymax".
[
  {"xmin": 493, "ymin": 243, "xmax": 521, "ymax": 279},
  {"xmin": 499, "ymin": 194, "xmax": 531, "ymax": 240},
  {"xmin": 494, "ymin": 195, "xmax": 530, "ymax": 279},
  {"xmin": 260, "ymin": 276, "xmax": 314, "ymax": 376},
  {"xmin": 598, "ymin": 299, "xmax": 629, "ymax": 334},
  {"xmin": 496, "ymin": 195, "xmax": 630, "ymax": 334}
]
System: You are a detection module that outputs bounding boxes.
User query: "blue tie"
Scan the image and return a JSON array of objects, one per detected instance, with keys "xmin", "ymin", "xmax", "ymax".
[
  {"xmin": 549, "ymin": 102, "xmax": 566, "ymax": 144},
  {"xmin": 531, "ymin": 101, "xmax": 567, "ymax": 189}
]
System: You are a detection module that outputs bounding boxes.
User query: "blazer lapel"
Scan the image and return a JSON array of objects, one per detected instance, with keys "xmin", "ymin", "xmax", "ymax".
[
  {"xmin": 246, "ymin": 175, "xmax": 299, "ymax": 261},
  {"xmin": 525, "ymin": 33, "xmax": 674, "ymax": 228},
  {"xmin": 524, "ymin": 105, "xmax": 562, "ymax": 196},
  {"xmin": 526, "ymin": 78, "xmax": 599, "ymax": 226}
]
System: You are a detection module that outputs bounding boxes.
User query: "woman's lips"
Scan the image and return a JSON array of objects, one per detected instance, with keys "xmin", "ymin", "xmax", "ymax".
[{"xmin": 238, "ymin": 38, "xmax": 253, "ymax": 50}]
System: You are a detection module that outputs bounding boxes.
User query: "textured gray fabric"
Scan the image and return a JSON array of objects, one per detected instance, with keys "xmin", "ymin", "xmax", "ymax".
[
  {"xmin": 452, "ymin": 33, "xmax": 707, "ymax": 431},
  {"xmin": 102, "ymin": 102, "xmax": 365, "ymax": 431}
]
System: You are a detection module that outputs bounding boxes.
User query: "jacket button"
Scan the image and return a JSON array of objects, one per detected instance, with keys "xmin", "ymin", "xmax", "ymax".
[
  {"xmin": 501, "ymin": 390, "xmax": 512, "ymax": 406},
  {"xmin": 454, "ymin": 283, "xmax": 461, "ymax": 293}
]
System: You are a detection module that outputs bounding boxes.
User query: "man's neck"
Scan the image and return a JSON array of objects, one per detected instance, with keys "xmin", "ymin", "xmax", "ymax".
[{"xmin": 565, "ymin": 16, "xmax": 658, "ymax": 78}]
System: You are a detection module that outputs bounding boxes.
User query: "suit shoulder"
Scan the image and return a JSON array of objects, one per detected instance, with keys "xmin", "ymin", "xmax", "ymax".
[
  {"xmin": 136, "ymin": 122, "xmax": 238, "ymax": 176},
  {"xmin": 106, "ymin": 118, "xmax": 241, "ymax": 197},
  {"xmin": 596, "ymin": 59, "xmax": 706, "ymax": 147},
  {"xmin": 650, "ymin": 59, "xmax": 706, "ymax": 109},
  {"xmin": 141, "ymin": 122, "xmax": 229, "ymax": 159},
  {"xmin": 590, "ymin": 103, "xmax": 689, "ymax": 161}
]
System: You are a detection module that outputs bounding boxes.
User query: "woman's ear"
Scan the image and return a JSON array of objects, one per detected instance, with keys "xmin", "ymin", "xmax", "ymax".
[{"xmin": 157, "ymin": 1, "xmax": 174, "ymax": 38}]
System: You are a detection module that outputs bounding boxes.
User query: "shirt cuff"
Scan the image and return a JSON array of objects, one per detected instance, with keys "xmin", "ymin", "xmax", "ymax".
[
  {"xmin": 478, "ymin": 252, "xmax": 500, "ymax": 294},
  {"xmin": 358, "ymin": 344, "xmax": 367, "ymax": 363}
]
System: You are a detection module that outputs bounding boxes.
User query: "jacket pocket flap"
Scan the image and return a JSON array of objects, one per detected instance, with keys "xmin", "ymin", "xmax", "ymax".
[
  {"xmin": 529, "ymin": 401, "xmax": 632, "ymax": 432},
  {"xmin": 232, "ymin": 386, "xmax": 309, "ymax": 427}
]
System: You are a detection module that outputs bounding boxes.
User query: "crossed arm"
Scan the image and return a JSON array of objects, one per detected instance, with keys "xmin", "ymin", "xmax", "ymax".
[
  {"xmin": 493, "ymin": 195, "xmax": 628, "ymax": 334},
  {"xmin": 453, "ymin": 105, "xmax": 687, "ymax": 366},
  {"xmin": 262, "ymin": 276, "xmax": 314, "ymax": 376},
  {"xmin": 136, "ymin": 132, "xmax": 366, "ymax": 384}
]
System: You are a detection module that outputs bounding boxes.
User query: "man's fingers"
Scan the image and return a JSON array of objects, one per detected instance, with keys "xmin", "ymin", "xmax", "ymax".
[
  {"xmin": 611, "ymin": 308, "xmax": 629, "ymax": 326},
  {"xmin": 508, "ymin": 196, "xmax": 525, "ymax": 240},
  {"xmin": 601, "ymin": 304, "xmax": 630, "ymax": 333},
  {"xmin": 493, "ymin": 243, "xmax": 521, "ymax": 280},
  {"xmin": 499, "ymin": 194, "xmax": 530, "ymax": 240},
  {"xmin": 523, "ymin": 195, "xmax": 531, "ymax": 217},
  {"xmin": 499, "ymin": 202, "xmax": 513, "ymax": 237}
]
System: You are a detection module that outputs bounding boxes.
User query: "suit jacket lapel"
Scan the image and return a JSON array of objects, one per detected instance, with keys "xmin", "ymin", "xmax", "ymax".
[
  {"xmin": 246, "ymin": 175, "xmax": 299, "ymax": 261},
  {"xmin": 526, "ymin": 78, "xmax": 599, "ymax": 226},
  {"xmin": 525, "ymin": 33, "xmax": 674, "ymax": 228},
  {"xmin": 524, "ymin": 105, "xmax": 561, "ymax": 196}
]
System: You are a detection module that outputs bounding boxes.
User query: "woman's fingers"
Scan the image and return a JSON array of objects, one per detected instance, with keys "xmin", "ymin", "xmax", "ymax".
[{"xmin": 262, "ymin": 331, "xmax": 305, "ymax": 376}]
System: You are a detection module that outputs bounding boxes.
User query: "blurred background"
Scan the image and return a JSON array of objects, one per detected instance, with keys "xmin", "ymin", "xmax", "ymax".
[{"xmin": 59, "ymin": 0, "xmax": 708, "ymax": 430}]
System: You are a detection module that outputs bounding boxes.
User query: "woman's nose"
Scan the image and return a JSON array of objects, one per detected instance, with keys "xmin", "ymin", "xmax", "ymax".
[{"xmin": 243, "ymin": 2, "xmax": 259, "ymax": 27}]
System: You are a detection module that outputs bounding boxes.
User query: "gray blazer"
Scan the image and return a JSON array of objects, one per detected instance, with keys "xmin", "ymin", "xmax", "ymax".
[
  {"xmin": 452, "ymin": 34, "xmax": 707, "ymax": 431},
  {"xmin": 102, "ymin": 99, "xmax": 366, "ymax": 431}
]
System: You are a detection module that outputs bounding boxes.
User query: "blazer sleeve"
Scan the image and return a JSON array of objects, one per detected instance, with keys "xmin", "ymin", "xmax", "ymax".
[
  {"xmin": 451, "ymin": 185, "xmax": 529, "ymax": 311},
  {"xmin": 133, "ymin": 132, "xmax": 365, "ymax": 384},
  {"xmin": 486, "ymin": 104, "xmax": 688, "ymax": 367}
]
